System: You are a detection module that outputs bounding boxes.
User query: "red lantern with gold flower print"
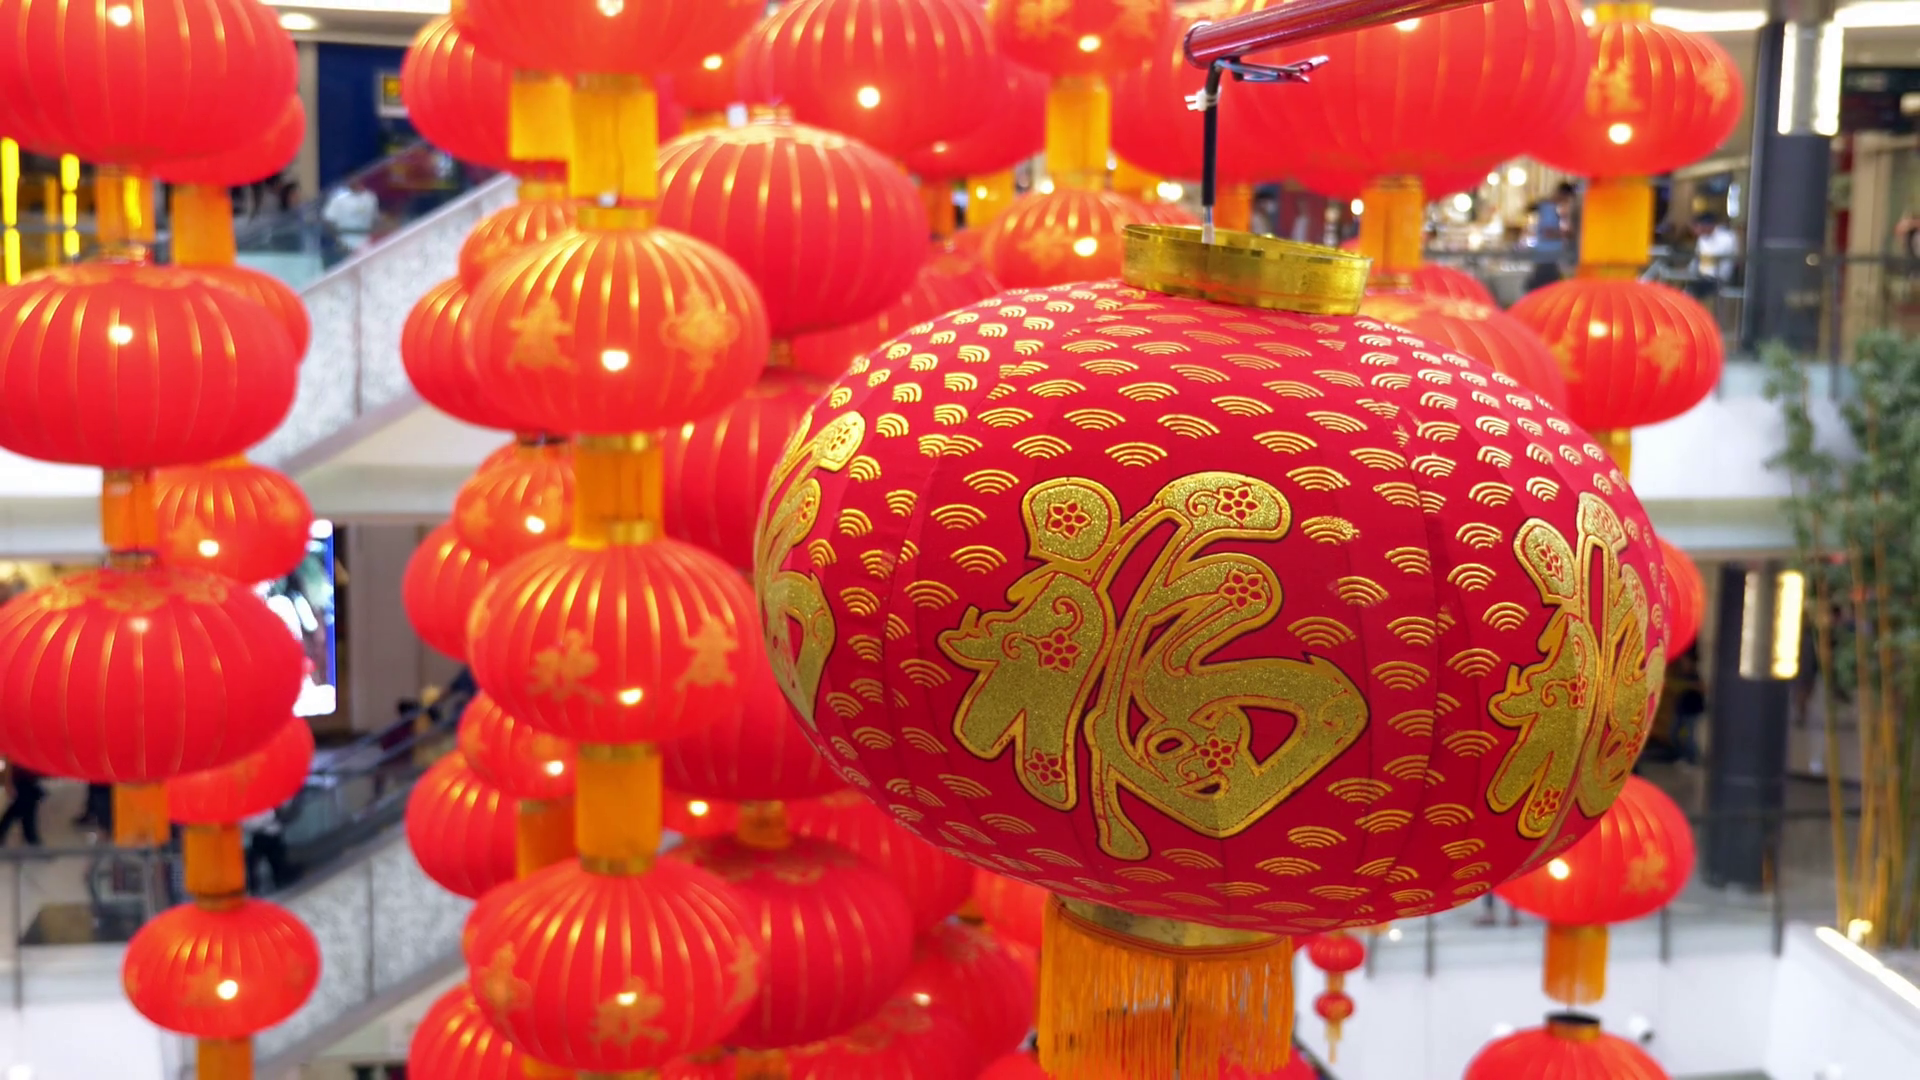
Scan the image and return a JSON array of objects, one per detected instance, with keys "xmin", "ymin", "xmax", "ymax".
[
  {"xmin": 403, "ymin": 523, "xmax": 495, "ymax": 662},
  {"xmin": 404, "ymin": 279, "xmax": 522, "ymax": 433},
  {"xmin": 785, "ymin": 997, "xmax": 980, "ymax": 1080},
  {"xmin": 453, "ymin": 440, "xmax": 574, "ymax": 564},
  {"xmin": 1496, "ymin": 775, "xmax": 1695, "ymax": 1005},
  {"xmin": 155, "ymin": 459, "xmax": 314, "ymax": 585},
  {"xmin": 898, "ymin": 921, "xmax": 1038, "ymax": 1059},
  {"xmin": 461, "ymin": 692, "xmax": 578, "ymax": 804},
  {"xmin": 1359, "ymin": 292, "xmax": 1569, "ymax": 410},
  {"xmin": 980, "ymin": 188, "xmax": 1159, "ymax": 289},
  {"xmin": 461, "ymin": 200, "xmax": 581, "ymax": 291},
  {"xmin": 754, "ymin": 231, "xmax": 1669, "ymax": 1080},
  {"xmin": 409, "ymin": 984, "xmax": 528, "ymax": 1080},
  {"xmin": 1466, "ymin": 1013, "xmax": 1669, "ymax": 1080},
  {"xmin": 1660, "ymin": 538, "xmax": 1706, "ymax": 655},
  {"xmin": 900, "ymin": 59, "xmax": 1048, "ymax": 184},
  {"xmin": 789, "ymin": 792, "xmax": 974, "ymax": 933},
  {"xmin": 740, "ymin": 0, "xmax": 998, "ymax": 159},
  {"xmin": 407, "ymin": 753, "xmax": 520, "ymax": 901},
  {"xmin": 987, "ymin": 0, "xmax": 1169, "ymax": 79}
]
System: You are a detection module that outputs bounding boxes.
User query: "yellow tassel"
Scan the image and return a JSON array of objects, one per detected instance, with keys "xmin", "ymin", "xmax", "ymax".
[
  {"xmin": 113, "ymin": 783, "xmax": 170, "ymax": 848},
  {"xmin": 1596, "ymin": 429, "xmax": 1632, "ymax": 482},
  {"xmin": 1039, "ymin": 896, "xmax": 1294, "ymax": 1080},
  {"xmin": 922, "ymin": 181, "xmax": 957, "ymax": 240},
  {"xmin": 183, "ymin": 824, "xmax": 245, "ymax": 900},
  {"xmin": 735, "ymin": 801, "xmax": 792, "ymax": 851},
  {"xmin": 517, "ymin": 797, "xmax": 576, "ymax": 877},
  {"xmin": 1356, "ymin": 175, "xmax": 1425, "ymax": 283},
  {"xmin": 197, "ymin": 1038, "xmax": 250, "ymax": 1080},
  {"xmin": 1543, "ymin": 923, "xmax": 1610, "ymax": 1005},
  {"xmin": 1578, "ymin": 176, "xmax": 1653, "ymax": 275},
  {"xmin": 575, "ymin": 744, "xmax": 661, "ymax": 876},
  {"xmin": 1045, "ymin": 77, "xmax": 1111, "ymax": 192},
  {"xmin": 170, "ymin": 184, "xmax": 238, "ymax": 267},
  {"xmin": 1325, "ymin": 1017, "xmax": 1344, "ymax": 1063},
  {"xmin": 734, "ymin": 1049, "xmax": 790, "ymax": 1080}
]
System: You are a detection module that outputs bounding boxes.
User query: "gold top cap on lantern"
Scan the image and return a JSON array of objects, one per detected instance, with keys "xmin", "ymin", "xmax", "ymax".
[
  {"xmin": 1122, "ymin": 225, "xmax": 1369, "ymax": 315},
  {"xmin": 1545, "ymin": 1012, "xmax": 1605, "ymax": 1043}
]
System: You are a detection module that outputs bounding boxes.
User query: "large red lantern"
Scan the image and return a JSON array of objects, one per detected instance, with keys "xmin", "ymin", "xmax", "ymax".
[
  {"xmin": 459, "ymin": 691, "xmax": 578, "ymax": 803},
  {"xmin": 1359, "ymin": 292, "xmax": 1569, "ymax": 410},
  {"xmin": 1660, "ymin": 539, "xmax": 1705, "ymax": 655},
  {"xmin": 402, "ymin": 523, "xmax": 495, "ymax": 663},
  {"xmin": 674, "ymin": 835, "xmax": 917, "ymax": 1050},
  {"xmin": 1509, "ymin": 278, "xmax": 1724, "ymax": 435},
  {"xmin": 900, "ymin": 61, "xmax": 1047, "ymax": 182},
  {"xmin": 467, "ymin": 859, "xmax": 761, "ymax": 1072},
  {"xmin": 979, "ymin": 189, "xmax": 1157, "ymax": 289},
  {"xmin": 453, "ymin": 441, "xmax": 574, "ymax": 564},
  {"xmin": 462, "ymin": 227, "xmax": 770, "ymax": 436},
  {"xmin": 0, "ymin": 564, "xmax": 302, "ymax": 782},
  {"xmin": 401, "ymin": 16, "xmax": 514, "ymax": 172},
  {"xmin": 661, "ymin": 661, "xmax": 842, "ymax": 802},
  {"xmin": 1497, "ymin": 775, "xmax": 1695, "ymax": 1004},
  {"xmin": 657, "ymin": 120, "xmax": 928, "ymax": 339},
  {"xmin": 167, "ymin": 719, "xmax": 316, "ymax": 825},
  {"xmin": 460, "ymin": 0, "xmax": 762, "ymax": 77},
  {"xmin": 740, "ymin": 0, "xmax": 998, "ymax": 158},
  {"xmin": 986, "ymin": 0, "xmax": 1170, "ymax": 78},
  {"xmin": 403, "ymin": 278, "xmax": 521, "ymax": 432},
  {"xmin": 789, "ymin": 793, "xmax": 973, "ymax": 933},
  {"xmin": 1464, "ymin": 1014, "xmax": 1668, "ymax": 1080},
  {"xmin": 1533, "ymin": 18, "xmax": 1744, "ymax": 179},
  {"xmin": 466, "ymin": 540, "xmax": 766, "ymax": 746},
  {"xmin": 155, "ymin": 459, "xmax": 314, "ymax": 584},
  {"xmin": 787, "ymin": 261, "xmax": 1004, "ymax": 381},
  {"xmin": 898, "ymin": 921, "xmax": 1037, "ymax": 1058},
  {"xmin": 1110, "ymin": 3, "xmax": 1288, "ymax": 184},
  {"xmin": 0, "ymin": 265, "xmax": 299, "ymax": 468},
  {"xmin": 123, "ymin": 900, "xmax": 320, "ymax": 1038},
  {"xmin": 786, "ymin": 997, "xmax": 980, "ymax": 1080},
  {"xmin": 406, "ymin": 753, "xmax": 520, "ymax": 901},
  {"xmin": 661, "ymin": 369, "xmax": 830, "ymax": 569},
  {"xmin": 0, "ymin": 0, "xmax": 295, "ymax": 164},
  {"xmin": 409, "ymin": 984, "xmax": 527, "ymax": 1080}
]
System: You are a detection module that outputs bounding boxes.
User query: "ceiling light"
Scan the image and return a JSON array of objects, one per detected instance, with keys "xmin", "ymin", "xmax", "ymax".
[
  {"xmin": 1837, "ymin": 2, "xmax": 1920, "ymax": 29},
  {"xmin": 1650, "ymin": 8, "xmax": 1767, "ymax": 33},
  {"xmin": 1506, "ymin": 166, "xmax": 1528, "ymax": 186},
  {"xmin": 278, "ymin": 12, "xmax": 318, "ymax": 31},
  {"xmin": 1451, "ymin": 193, "xmax": 1473, "ymax": 212}
]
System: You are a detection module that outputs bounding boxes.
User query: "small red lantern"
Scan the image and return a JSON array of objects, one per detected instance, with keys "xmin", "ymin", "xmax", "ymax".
[
  {"xmin": 1408, "ymin": 264, "xmax": 1496, "ymax": 306},
  {"xmin": 409, "ymin": 984, "xmax": 527, "ymax": 1080},
  {"xmin": 987, "ymin": 0, "xmax": 1170, "ymax": 78},
  {"xmin": 675, "ymin": 835, "xmax": 917, "ymax": 1050},
  {"xmin": 460, "ymin": 199, "xmax": 580, "ymax": 290},
  {"xmin": 459, "ymin": 692, "xmax": 578, "ymax": 803},
  {"xmin": 403, "ymin": 278, "xmax": 520, "ymax": 433},
  {"xmin": 979, "ymin": 189, "xmax": 1157, "ymax": 288},
  {"xmin": 155, "ymin": 459, "xmax": 314, "ymax": 584},
  {"xmin": 460, "ymin": 0, "xmax": 762, "ymax": 77},
  {"xmin": 1312, "ymin": 991, "xmax": 1355, "ymax": 1058},
  {"xmin": 1660, "ymin": 538, "xmax": 1705, "ymax": 655},
  {"xmin": 787, "ymin": 997, "xmax": 980, "ymax": 1080},
  {"xmin": 901, "ymin": 61, "xmax": 1047, "ymax": 182},
  {"xmin": 1497, "ymin": 775, "xmax": 1695, "ymax": 1004},
  {"xmin": 740, "ymin": 0, "xmax": 998, "ymax": 158},
  {"xmin": 1465, "ymin": 1013, "xmax": 1669, "ymax": 1080},
  {"xmin": 468, "ymin": 859, "xmax": 761, "ymax": 1072},
  {"xmin": 1111, "ymin": 4, "xmax": 1289, "ymax": 184},
  {"xmin": 1532, "ymin": 18, "xmax": 1744, "ymax": 179},
  {"xmin": 661, "ymin": 369, "xmax": 830, "ymax": 568},
  {"xmin": 1359, "ymin": 292, "xmax": 1569, "ymax": 410},
  {"xmin": 453, "ymin": 441, "xmax": 574, "ymax": 564},
  {"xmin": 406, "ymin": 753, "xmax": 519, "ymax": 901},
  {"xmin": 787, "ymin": 261, "xmax": 1003, "ymax": 380},
  {"xmin": 401, "ymin": 16, "xmax": 514, "ymax": 172},
  {"xmin": 898, "ymin": 921, "xmax": 1037, "ymax": 1059},
  {"xmin": 0, "ymin": 0, "xmax": 296, "ymax": 164},
  {"xmin": 466, "ymin": 541, "xmax": 766, "ymax": 745},
  {"xmin": 789, "ymin": 793, "xmax": 974, "ymax": 932},
  {"xmin": 661, "ymin": 660, "xmax": 842, "ymax": 802},
  {"xmin": 657, "ymin": 120, "xmax": 929, "ymax": 338},
  {"xmin": 0, "ymin": 265, "xmax": 299, "ymax": 469},
  {"xmin": 168, "ymin": 719, "xmax": 316, "ymax": 825},
  {"xmin": 0, "ymin": 564, "xmax": 302, "ymax": 783},
  {"xmin": 1509, "ymin": 278, "xmax": 1724, "ymax": 434},
  {"xmin": 462, "ymin": 228, "xmax": 770, "ymax": 436},
  {"xmin": 123, "ymin": 899, "xmax": 320, "ymax": 1038},
  {"xmin": 402, "ymin": 523, "xmax": 495, "ymax": 663},
  {"xmin": 972, "ymin": 870, "xmax": 1046, "ymax": 953}
]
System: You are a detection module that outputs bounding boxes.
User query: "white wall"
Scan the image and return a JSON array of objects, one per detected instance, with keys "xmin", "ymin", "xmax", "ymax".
[
  {"xmin": 0, "ymin": 1000, "xmax": 166, "ymax": 1080},
  {"xmin": 1765, "ymin": 927, "xmax": 1920, "ymax": 1080}
]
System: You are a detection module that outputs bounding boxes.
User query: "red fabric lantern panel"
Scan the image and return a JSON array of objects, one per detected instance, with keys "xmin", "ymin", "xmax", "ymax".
[
  {"xmin": 1465, "ymin": 1015, "xmax": 1669, "ymax": 1080},
  {"xmin": 901, "ymin": 61, "xmax": 1047, "ymax": 182},
  {"xmin": 788, "ymin": 793, "xmax": 974, "ymax": 932},
  {"xmin": 1509, "ymin": 278, "xmax": 1724, "ymax": 432},
  {"xmin": 403, "ymin": 278, "xmax": 519, "ymax": 432},
  {"xmin": 666, "ymin": 790, "xmax": 741, "ymax": 839},
  {"xmin": 1659, "ymin": 539, "xmax": 1705, "ymax": 655},
  {"xmin": 0, "ymin": 0, "xmax": 296, "ymax": 164},
  {"xmin": 155, "ymin": 459, "xmax": 314, "ymax": 585},
  {"xmin": 463, "ymin": 228, "xmax": 770, "ymax": 436},
  {"xmin": 1233, "ymin": 0, "xmax": 1590, "ymax": 188},
  {"xmin": 657, "ymin": 121, "xmax": 928, "ymax": 338},
  {"xmin": 0, "ymin": 265, "xmax": 299, "ymax": 469},
  {"xmin": 154, "ymin": 96, "xmax": 306, "ymax": 188},
  {"xmin": 186, "ymin": 264, "xmax": 312, "ymax": 361},
  {"xmin": 123, "ymin": 899, "xmax": 319, "ymax": 1038},
  {"xmin": 897, "ymin": 922, "xmax": 1037, "ymax": 1058},
  {"xmin": 453, "ymin": 441, "xmax": 574, "ymax": 564},
  {"xmin": 401, "ymin": 16, "xmax": 513, "ymax": 172},
  {"xmin": 402, "ymin": 523, "xmax": 495, "ymax": 663},
  {"xmin": 1532, "ymin": 20, "xmax": 1744, "ymax": 179},
  {"xmin": 662, "ymin": 369, "xmax": 829, "ymax": 568},
  {"xmin": 460, "ymin": 0, "xmax": 761, "ymax": 77},
  {"xmin": 168, "ymin": 719, "xmax": 316, "ymax": 825},
  {"xmin": 787, "ymin": 998, "xmax": 980, "ymax": 1080},
  {"xmin": 670, "ymin": 47, "xmax": 745, "ymax": 114},
  {"xmin": 466, "ymin": 540, "xmax": 766, "ymax": 745},
  {"xmin": 461, "ymin": 199, "xmax": 580, "ymax": 290},
  {"xmin": 661, "ymin": 660, "xmax": 842, "ymax": 803},
  {"xmin": 788, "ymin": 260, "xmax": 1003, "ymax": 381},
  {"xmin": 409, "ymin": 984, "xmax": 527, "ymax": 1080},
  {"xmin": 1111, "ymin": 4, "xmax": 1289, "ymax": 184},
  {"xmin": 406, "ymin": 753, "xmax": 519, "ymax": 900},
  {"xmin": 458, "ymin": 691, "xmax": 578, "ymax": 802},
  {"xmin": 468, "ymin": 858, "xmax": 760, "ymax": 1071},
  {"xmin": 1360, "ymin": 292, "xmax": 1569, "ymax": 410},
  {"xmin": 980, "ymin": 190, "xmax": 1157, "ymax": 289},
  {"xmin": 972, "ymin": 870, "xmax": 1046, "ymax": 952},
  {"xmin": 675, "ymin": 836, "xmax": 917, "ymax": 1049},
  {"xmin": 1409, "ymin": 264, "xmax": 1496, "ymax": 307},
  {"xmin": 756, "ymin": 280, "xmax": 1669, "ymax": 934},
  {"xmin": 1497, "ymin": 775, "xmax": 1696, "ymax": 926},
  {"xmin": 740, "ymin": 0, "xmax": 997, "ymax": 158},
  {"xmin": 987, "ymin": 0, "xmax": 1170, "ymax": 78},
  {"xmin": 0, "ymin": 565, "xmax": 302, "ymax": 783}
]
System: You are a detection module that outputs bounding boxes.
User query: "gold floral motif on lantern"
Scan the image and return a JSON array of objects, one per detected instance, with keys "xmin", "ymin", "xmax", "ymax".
[
  {"xmin": 591, "ymin": 977, "xmax": 669, "ymax": 1047},
  {"xmin": 1625, "ymin": 848, "xmax": 1671, "ymax": 895},
  {"xmin": 674, "ymin": 619, "xmax": 741, "ymax": 691},
  {"xmin": 939, "ymin": 473, "xmax": 1369, "ymax": 862},
  {"xmin": 1585, "ymin": 53, "xmax": 1644, "ymax": 116},
  {"xmin": 477, "ymin": 944, "xmax": 532, "ymax": 1013},
  {"xmin": 1013, "ymin": 0, "xmax": 1072, "ymax": 38},
  {"xmin": 725, "ymin": 942, "xmax": 762, "ymax": 1011},
  {"xmin": 661, "ymin": 289, "xmax": 743, "ymax": 391},
  {"xmin": 529, "ymin": 629, "xmax": 605, "ymax": 704},
  {"xmin": 507, "ymin": 297, "xmax": 576, "ymax": 372}
]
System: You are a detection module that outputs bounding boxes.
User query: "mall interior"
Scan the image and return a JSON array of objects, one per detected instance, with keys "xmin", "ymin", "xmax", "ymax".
[{"xmin": 0, "ymin": 0, "xmax": 1917, "ymax": 1078}]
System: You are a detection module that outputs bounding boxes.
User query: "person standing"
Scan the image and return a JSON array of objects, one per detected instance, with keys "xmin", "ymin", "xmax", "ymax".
[
  {"xmin": 74, "ymin": 782, "xmax": 112, "ymax": 831},
  {"xmin": 1526, "ymin": 181, "xmax": 1578, "ymax": 292},
  {"xmin": 0, "ymin": 764, "xmax": 46, "ymax": 847}
]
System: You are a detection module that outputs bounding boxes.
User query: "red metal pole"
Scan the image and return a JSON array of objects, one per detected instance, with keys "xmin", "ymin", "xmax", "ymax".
[{"xmin": 1185, "ymin": 0, "xmax": 1487, "ymax": 66}]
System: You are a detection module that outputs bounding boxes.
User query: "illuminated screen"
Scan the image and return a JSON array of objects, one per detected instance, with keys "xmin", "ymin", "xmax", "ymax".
[{"xmin": 258, "ymin": 520, "xmax": 337, "ymax": 718}]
